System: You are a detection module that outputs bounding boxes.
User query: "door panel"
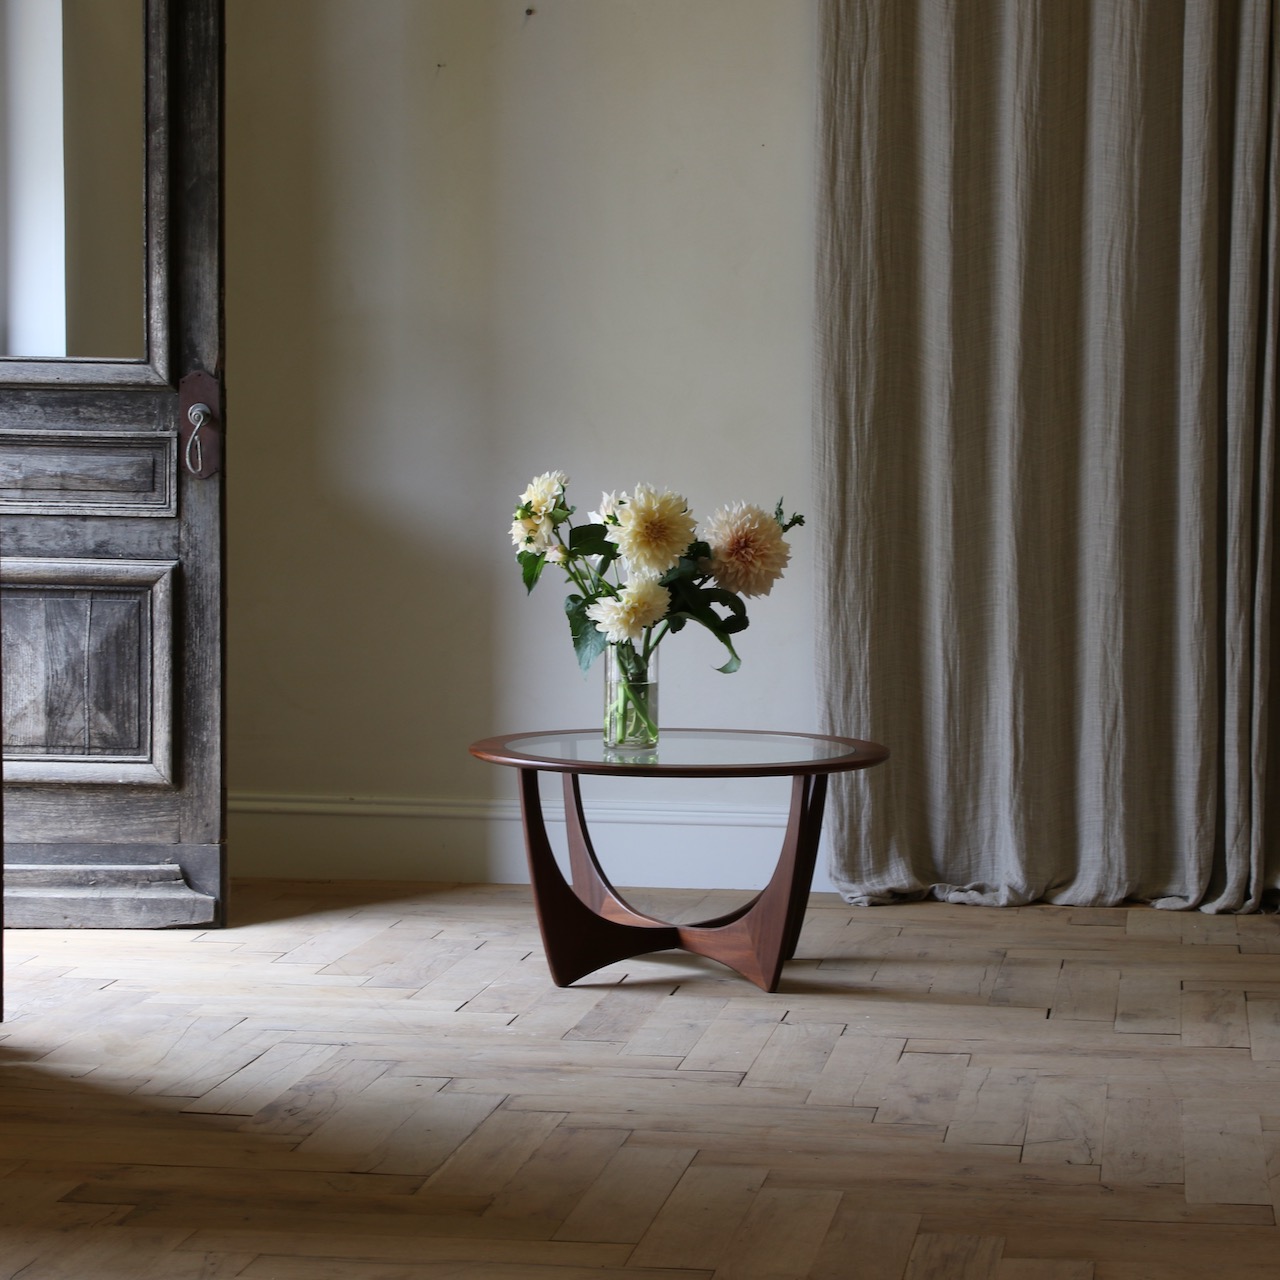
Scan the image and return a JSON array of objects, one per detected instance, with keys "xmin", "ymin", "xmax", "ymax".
[
  {"xmin": 0, "ymin": 431, "xmax": 178, "ymax": 515},
  {"xmin": 0, "ymin": 0, "xmax": 223, "ymax": 928},
  {"xmin": 2, "ymin": 557, "xmax": 176, "ymax": 783}
]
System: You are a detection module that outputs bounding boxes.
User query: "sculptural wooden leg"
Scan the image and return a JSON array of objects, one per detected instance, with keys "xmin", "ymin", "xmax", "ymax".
[
  {"xmin": 517, "ymin": 769, "xmax": 676, "ymax": 986},
  {"xmin": 562, "ymin": 773, "xmax": 656, "ymax": 923},
  {"xmin": 779, "ymin": 775, "xmax": 829, "ymax": 961},
  {"xmin": 677, "ymin": 774, "xmax": 829, "ymax": 991},
  {"xmin": 518, "ymin": 769, "xmax": 829, "ymax": 992}
]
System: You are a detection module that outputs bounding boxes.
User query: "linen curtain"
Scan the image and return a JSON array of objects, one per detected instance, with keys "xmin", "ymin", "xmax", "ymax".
[{"xmin": 817, "ymin": 0, "xmax": 1280, "ymax": 910}]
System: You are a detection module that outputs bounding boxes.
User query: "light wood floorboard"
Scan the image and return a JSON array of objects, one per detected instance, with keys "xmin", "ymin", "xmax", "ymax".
[{"xmin": 2, "ymin": 879, "xmax": 1279, "ymax": 1277}]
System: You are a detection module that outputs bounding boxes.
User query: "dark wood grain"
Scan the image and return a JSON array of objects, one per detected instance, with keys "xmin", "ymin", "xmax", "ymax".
[
  {"xmin": 474, "ymin": 729, "xmax": 889, "ymax": 991},
  {"xmin": 0, "ymin": 431, "xmax": 177, "ymax": 514}
]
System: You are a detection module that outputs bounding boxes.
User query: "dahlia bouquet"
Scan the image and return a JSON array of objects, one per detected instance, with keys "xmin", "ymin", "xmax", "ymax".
[{"xmin": 511, "ymin": 471, "xmax": 803, "ymax": 746}]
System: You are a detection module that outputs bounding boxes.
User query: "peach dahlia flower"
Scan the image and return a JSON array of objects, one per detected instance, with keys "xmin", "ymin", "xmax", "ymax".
[{"xmin": 701, "ymin": 502, "xmax": 790, "ymax": 597}]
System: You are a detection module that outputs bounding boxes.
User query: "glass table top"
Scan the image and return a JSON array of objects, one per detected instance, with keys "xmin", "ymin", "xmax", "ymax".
[{"xmin": 470, "ymin": 728, "xmax": 888, "ymax": 777}]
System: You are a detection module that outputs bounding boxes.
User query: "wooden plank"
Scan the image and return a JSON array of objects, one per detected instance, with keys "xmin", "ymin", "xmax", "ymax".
[
  {"xmin": 1114, "ymin": 973, "xmax": 1181, "ymax": 1035},
  {"xmin": 1181, "ymin": 1105, "xmax": 1271, "ymax": 1206},
  {"xmin": 181, "ymin": 1041, "xmax": 346, "ymax": 1115},
  {"xmin": 808, "ymin": 1206, "xmax": 921, "ymax": 1280},
  {"xmin": 679, "ymin": 1002, "xmax": 785, "ymax": 1074},
  {"xmin": 860, "ymin": 1051, "xmax": 969, "ymax": 1128},
  {"xmin": 481, "ymin": 1125, "xmax": 629, "ymax": 1227},
  {"xmin": 553, "ymin": 1144, "xmax": 697, "ymax": 1243},
  {"xmin": 713, "ymin": 1187, "xmax": 843, "ymax": 1279},
  {"xmin": 1022, "ymin": 1079, "xmax": 1107, "ymax": 1166},
  {"xmin": 1180, "ymin": 989, "xmax": 1251, "ymax": 1048},
  {"xmin": 620, "ymin": 994, "xmax": 729, "ymax": 1059},
  {"xmin": 926, "ymin": 1217, "xmax": 1280, "ymax": 1270},
  {"xmin": 1245, "ymin": 997, "xmax": 1280, "ymax": 1061},
  {"xmin": 628, "ymin": 1164, "xmax": 767, "ymax": 1270},
  {"xmin": 230, "ymin": 1258, "xmax": 701, "ymax": 1280},
  {"xmin": 1050, "ymin": 963, "xmax": 1120, "ymax": 1023},
  {"xmin": 807, "ymin": 1034, "xmax": 905, "ymax": 1108},
  {"xmin": 904, "ymin": 1231, "xmax": 1005, "ymax": 1278},
  {"xmin": 562, "ymin": 982, "xmax": 672, "ymax": 1043},
  {"xmin": 420, "ymin": 1108, "xmax": 566, "ymax": 1198},
  {"xmin": 995, "ymin": 1263, "xmax": 1094, "ymax": 1279},
  {"xmin": 1100, "ymin": 1093, "xmax": 1183, "ymax": 1184},
  {"xmin": 741, "ymin": 1020, "xmax": 844, "ymax": 1090},
  {"xmin": 237, "ymin": 1057, "xmax": 396, "ymax": 1138},
  {"xmin": 945, "ymin": 1067, "xmax": 1036, "ymax": 1147},
  {"xmin": 182, "ymin": 1232, "xmax": 640, "ymax": 1272}
]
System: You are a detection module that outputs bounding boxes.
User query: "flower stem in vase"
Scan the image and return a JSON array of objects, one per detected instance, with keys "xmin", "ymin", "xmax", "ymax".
[{"xmin": 604, "ymin": 641, "xmax": 659, "ymax": 749}]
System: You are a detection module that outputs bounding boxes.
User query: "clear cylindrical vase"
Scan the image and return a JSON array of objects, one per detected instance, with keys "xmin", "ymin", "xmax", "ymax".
[{"xmin": 604, "ymin": 642, "xmax": 659, "ymax": 749}]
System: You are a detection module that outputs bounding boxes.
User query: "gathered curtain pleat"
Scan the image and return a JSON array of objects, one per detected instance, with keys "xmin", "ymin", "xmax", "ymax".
[{"xmin": 817, "ymin": 0, "xmax": 1280, "ymax": 910}]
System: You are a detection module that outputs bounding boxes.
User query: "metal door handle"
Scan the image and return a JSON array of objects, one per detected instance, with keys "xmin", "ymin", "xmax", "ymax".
[
  {"xmin": 178, "ymin": 371, "xmax": 222, "ymax": 478},
  {"xmin": 185, "ymin": 403, "xmax": 211, "ymax": 475}
]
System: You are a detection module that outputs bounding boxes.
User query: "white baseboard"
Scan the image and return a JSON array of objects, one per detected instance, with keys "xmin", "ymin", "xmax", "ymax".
[
  {"xmin": 229, "ymin": 791, "xmax": 789, "ymax": 827},
  {"xmin": 226, "ymin": 791, "xmax": 839, "ymax": 892}
]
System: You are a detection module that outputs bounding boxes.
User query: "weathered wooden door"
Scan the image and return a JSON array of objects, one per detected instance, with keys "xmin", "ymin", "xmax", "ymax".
[{"xmin": 1, "ymin": 0, "xmax": 224, "ymax": 927}]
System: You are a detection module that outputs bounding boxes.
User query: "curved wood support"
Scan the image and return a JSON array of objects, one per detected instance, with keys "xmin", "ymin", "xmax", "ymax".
[
  {"xmin": 563, "ymin": 774, "xmax": 665, "ymax": 928},
  {"xmin": 520, "ymin": 768, "xmax": 831, "ymax": 992},
  {"xmin": 517, "ymin": 770, "xmax": 676, "ymax": 986},
  {"xmin": 677, "ymin": 775, "xmax": 829, "ymax": 989}
]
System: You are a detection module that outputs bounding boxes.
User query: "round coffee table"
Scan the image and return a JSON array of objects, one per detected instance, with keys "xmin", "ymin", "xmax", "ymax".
[{"xmin": 468, "ymin": 728, "xmax": 889, "ymax": 991}]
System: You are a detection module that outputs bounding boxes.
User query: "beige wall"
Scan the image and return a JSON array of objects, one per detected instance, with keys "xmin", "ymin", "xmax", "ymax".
[{"xmin": 225, "ymin": 0, "xmax": 824, "ymax": 889}]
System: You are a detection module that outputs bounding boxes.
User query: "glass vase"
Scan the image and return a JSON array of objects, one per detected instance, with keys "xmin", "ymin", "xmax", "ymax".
[{"xmin": 604, "ymin": 642, "xmax": 659, "ymax": 749}]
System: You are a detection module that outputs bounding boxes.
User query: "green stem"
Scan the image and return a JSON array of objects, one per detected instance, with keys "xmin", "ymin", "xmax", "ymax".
[
  {"xmin": 606, "ymin": 639, "xmax": 659, "ymax": 746},
  {"xmin": 642, "ymin": 620, "xmax": 670, "ymax": 663}
]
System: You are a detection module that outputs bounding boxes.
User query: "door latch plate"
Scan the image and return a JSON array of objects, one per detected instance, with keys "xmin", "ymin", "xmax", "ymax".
[{"xmin": 178, "ymin": 370, "xmax": 222, "ymax": 478}]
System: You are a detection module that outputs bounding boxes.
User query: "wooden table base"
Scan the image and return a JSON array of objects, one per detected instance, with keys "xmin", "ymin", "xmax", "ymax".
[{"xmin": 516, "ymin": 769, "xmax": 830, "ymax": 991}]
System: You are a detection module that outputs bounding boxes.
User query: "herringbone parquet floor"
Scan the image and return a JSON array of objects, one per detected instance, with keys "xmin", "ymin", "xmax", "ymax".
[{"xmin": 2, "ymin": 878, "xmax": 1280, "ymax": 1278}]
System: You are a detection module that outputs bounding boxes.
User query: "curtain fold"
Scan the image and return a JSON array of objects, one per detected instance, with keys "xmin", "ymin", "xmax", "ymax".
[{"xmin": 817, "ymin": 0, "xmax": 1280, "ymax": 910}]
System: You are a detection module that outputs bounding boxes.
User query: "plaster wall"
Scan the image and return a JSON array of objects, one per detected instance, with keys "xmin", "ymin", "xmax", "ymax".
[{"xmin": 225, "ymin": 0, "xmax": 833, "ymax": 892}]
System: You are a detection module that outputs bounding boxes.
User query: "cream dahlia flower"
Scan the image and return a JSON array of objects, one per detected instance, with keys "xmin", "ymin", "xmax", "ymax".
[
  {"xmin": 589, "ymin": 490, "xmax": 628, "ymax": 525},
  {"xmin": 585, "ymin": 576, "xmax": 671, "ymax": 644},
  {"xmin": 520, "ymin": 470, "xmax": 569, "ymax": 516},
  {"xmin": 607, "ymin": 484, "xmax": 697, "ymax": 575},
  {"xmin": 510, "ymin": 513, "xmax": 554, "ymax": 553},
  {"xmin": 701, "ymin": 502, "xmax": 791, "ymax": 597}
]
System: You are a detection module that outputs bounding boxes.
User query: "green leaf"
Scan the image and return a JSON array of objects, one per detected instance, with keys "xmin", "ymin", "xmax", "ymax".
[
  {"xmin": 658, "ymin": 576, "xmax": 751, "ymax": 673},
  {"xmin": 518, "ymin": 550, "xmax": 546, "ymax": 593},
  {"xmin": 773, "ymin": 499, "xmax": 805, "ymax": 533},
  {"xmin": 612, "ymin": 639, "xmax": 647, "ymax": 682},
  {"xmin": 664, "ymin": 609, "xmax": 741, "ymax": 672},
  {"xmin": 565, "ymin": 595, "xmax": 608, "ymax": 672},
  {"xmin": 569, "ymin": 523, "xmax": 613, "ymax": 556},
  {"xmin": 695, "ymin": 587, "xmax": 749, "ymax": 635},
  {"xmin": 661, "ymin": 544, "xmax": 711, "ymax": 587},
  {"xmin": 698, "ymin": 585, "xmax": 748, "ymax": 620},
  {"xmin": 714, "ymin": 644, "xmax": 741, "ymax": 675}
]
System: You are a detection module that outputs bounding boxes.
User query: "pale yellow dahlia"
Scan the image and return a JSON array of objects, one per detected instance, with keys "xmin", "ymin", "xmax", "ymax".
[
  {"xmin": 607, "ymin": 484, "xmax": 697, "ymax": 575},
  {"xmin": 589, "ymin": 490, "xmax": 628, "ymax": 525},
  {"xmin": 585, "ymin": 576, "xmax": 671, "ymax": 644},
  {"xmin": 701, "ymin": 502, "xmax": 791, "ymax": 597},
  {"xmin": 520, "ymin": 470, "xmax": 569, "ymax": 516},
  {"xmin": 510, "ymin": 513, "xmax": 555, "ymax": 553}
]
